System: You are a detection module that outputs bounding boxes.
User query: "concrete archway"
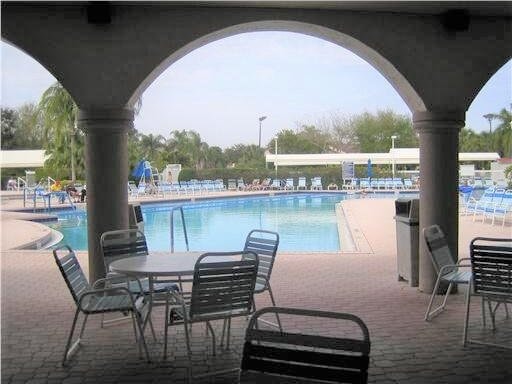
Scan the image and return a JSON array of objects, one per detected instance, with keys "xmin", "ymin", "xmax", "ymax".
[
  {"xmin": 129, "ymin": 20, "xmax": 426, "ymax": 113},
  {"xmin": 2, "ymin": 3, "xmax": 510, "ymax": 286}
]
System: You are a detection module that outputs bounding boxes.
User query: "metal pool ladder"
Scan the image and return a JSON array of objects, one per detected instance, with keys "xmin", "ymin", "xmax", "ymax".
[{"xmin": 170, "ymin": 205, "xmax": 189, "ymax": 252}]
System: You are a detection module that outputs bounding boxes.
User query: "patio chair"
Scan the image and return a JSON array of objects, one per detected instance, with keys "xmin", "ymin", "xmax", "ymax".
[
  {"xmin": 243, "ymin": 229, "xmax": 281, "ymax": 331},
  {"xmin": 463, "ymin": 237, "xmax": 512, "ymax": 348},
  {"xmin": 423, "ymin": 225, "xmax": 472, "ymax": 321},
  {"xmin": 164, "ymin": 251, "xmax": 259, "ymax": 382},
  {"xmin": 101, "ymin": 229, "xmax": 179, "ymax": 293},
  {"xmin": 100, "ymin": 229, "xmax": 179, "ymax": 328},
  {"xmin": 239, "ymin": 307, "xmax": 371, "ymax": 384},
  {"xmin": 53, "ymin": 245, "xmax": 150, "ymax": 365}
]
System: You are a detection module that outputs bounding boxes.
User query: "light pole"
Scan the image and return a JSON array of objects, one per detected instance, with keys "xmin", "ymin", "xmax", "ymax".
[
  {"xmin": 274, "ymin": 135, "xmax": 278, "ymax": 177},
  {"xmin": 258, "ymin": 116, "xmax": 267, "ymax": 148},
  {"xmin": 391, "ymin": 135, "xmax": 397, "ymax": 181}
]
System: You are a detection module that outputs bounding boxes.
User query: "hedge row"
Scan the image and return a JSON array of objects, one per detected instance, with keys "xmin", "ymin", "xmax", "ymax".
[{"xmin": 178, "ymin": 164, "xmax": 408, "ymax": 185}]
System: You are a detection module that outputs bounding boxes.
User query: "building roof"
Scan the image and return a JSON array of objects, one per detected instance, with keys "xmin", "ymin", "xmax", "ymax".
[
  {"xmin": 0, "ymin": 150, "xmax": 47, "ymax": 168},
  {"xmin": 266, "ymin": 148, "xmax": 500, "ymax": 166}
]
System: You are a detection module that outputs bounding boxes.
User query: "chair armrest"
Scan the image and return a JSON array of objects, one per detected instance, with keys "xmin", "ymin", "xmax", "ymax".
[
  {"xmin": 456, "ymin": 258, "xmax": 472, "ymax": 267},
  {"xmin": 93, "ymin": 275, "xmax": 145, "ymax": 294},
  {"xmin": 78, "ymin": 286, "xmax": 137, "ymax": 312}
]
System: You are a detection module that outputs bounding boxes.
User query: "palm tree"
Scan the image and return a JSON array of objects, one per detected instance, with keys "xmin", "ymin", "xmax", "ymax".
[
  {"xmin": 491, "ymin": 108, "xmax": 512, "ymax": 157},
  {"xmin": 39, "ymin": 82, "xmax": 80, "ymax": 181}
]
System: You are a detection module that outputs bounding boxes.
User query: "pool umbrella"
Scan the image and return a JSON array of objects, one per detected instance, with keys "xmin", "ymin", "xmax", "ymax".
[{"xmin": 367, "ymin": 158, "xmax": 373, "ymax": 179}]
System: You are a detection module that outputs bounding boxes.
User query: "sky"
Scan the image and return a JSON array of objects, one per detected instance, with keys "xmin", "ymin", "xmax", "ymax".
[{"xmin": 1, "ymin": 31, "xmax": 511, "ymax": 149}]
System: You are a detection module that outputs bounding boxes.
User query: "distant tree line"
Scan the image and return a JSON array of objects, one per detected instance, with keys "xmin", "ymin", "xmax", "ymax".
[{"xmin": 1, "ymin": 81, "xmax": 511, "ymax": 183}]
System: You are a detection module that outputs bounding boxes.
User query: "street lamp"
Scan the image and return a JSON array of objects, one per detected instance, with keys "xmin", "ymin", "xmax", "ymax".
[
  {"xmin": 391, "ymin": 135, "xmax": 397, "ymax": 181},
  {"xmin": 274, "ymin": 135, "xmax": 278, "ymax": 177},
  {"xmin": 258, "ymin": 116, "xmax": 267, "ymax": 148}
]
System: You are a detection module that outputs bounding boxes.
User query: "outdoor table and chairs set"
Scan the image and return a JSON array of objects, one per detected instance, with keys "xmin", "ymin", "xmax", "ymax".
[{"xmin": 53, "ymin": 228, "xmax": 371, "ymax": 383}]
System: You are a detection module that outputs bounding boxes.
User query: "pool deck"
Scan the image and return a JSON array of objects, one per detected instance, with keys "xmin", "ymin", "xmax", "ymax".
[{"xmin": 1, "ymin": 191, "xmax": 512, "ymax": 383}]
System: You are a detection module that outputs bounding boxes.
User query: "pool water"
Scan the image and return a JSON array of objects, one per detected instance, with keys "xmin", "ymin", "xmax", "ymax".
[{"xmin": 50, "ymin": 192, "xmax": 415, "ymax": 252}]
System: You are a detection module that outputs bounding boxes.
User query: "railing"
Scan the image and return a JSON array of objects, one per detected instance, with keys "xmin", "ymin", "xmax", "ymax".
[
  {"xmin": 170, "ymin": 205, "xmax": 189, "ymax": 252},
  {"xmin": 16, "ymin": 177, "xmax": 26, "ymax": 191}
]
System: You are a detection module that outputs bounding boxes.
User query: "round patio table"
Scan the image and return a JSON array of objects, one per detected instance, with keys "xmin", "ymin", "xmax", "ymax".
[{"xmin": 109, "ymin": 252, "xmax": 203, "ymax": 277}]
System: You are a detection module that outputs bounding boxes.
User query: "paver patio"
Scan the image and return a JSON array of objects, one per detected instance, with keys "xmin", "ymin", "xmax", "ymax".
[{"xmin": 1, "ymin": 198, "xmax": 511, "ymax": 383}]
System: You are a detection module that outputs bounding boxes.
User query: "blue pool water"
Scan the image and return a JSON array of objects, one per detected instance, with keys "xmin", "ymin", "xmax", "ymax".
[{"xmin": 49, "ymin": 192, "xmax": 415, "ymax": 252}]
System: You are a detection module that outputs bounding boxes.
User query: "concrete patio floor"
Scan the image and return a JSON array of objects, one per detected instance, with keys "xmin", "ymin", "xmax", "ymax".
[{"xmin": 1, "ymin": 198, "xmax": 511, "ymax": 383}]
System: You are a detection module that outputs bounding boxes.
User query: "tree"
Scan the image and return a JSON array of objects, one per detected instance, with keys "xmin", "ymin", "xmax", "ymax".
[
  {"xmin": 491, "ymin": 108, "xmax": 512, "ymax": 158},
  {"xmin": 165, "ymin": 130, "xmax": 208, "ymax": 170},
  {"xmin": 224, "ymin": 144, "xmax": 265, "ymax": 167},
  {"xmin": 16, "ymin": 103, "xmax": 44, "ymax": 149},
  {"xmin": 352, "ymin": 110, "xmax": 416, "ymax": 152},
  {"xmin": 1, "ymin": 108, "xmax": 19, "ymax": 149},
  {"xmin": 139, "ymin": 133, "xmax": 165, "ymax": 162},
  {"xmin": 320, "ymin": 112, "xmax": 359, "ymax": 153},
  {"xmin": 38, "ymin": 82, "xmax": 83, "ymax": 181}
]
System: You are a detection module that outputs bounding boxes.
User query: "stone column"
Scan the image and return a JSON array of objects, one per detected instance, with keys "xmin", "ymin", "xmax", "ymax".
[
  {"xmin": 413, "ymin": 111, "xmax": 465, "ymax": 293},
  {"xmin": 78, "ymin": 108, "xmax": 133, "ymax": 283}
]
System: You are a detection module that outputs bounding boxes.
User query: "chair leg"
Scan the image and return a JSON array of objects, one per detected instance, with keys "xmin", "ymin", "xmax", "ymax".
[
  {"xmin": 481, "ymin": 297, "xmax": 487, "ymax": 328},
  {"xmin": 206, "ymin": 321, "xmax": 216, "ymax": 356},
  {"xmin": 462, "ymin": 280, "xmax": 472, "ymax": 347},
  {"xmin": 62, "ymin": 309, "xmax": 81, "ymax": 366},
  {"xmin": 183, "ymin": 319, "xmax": 192, "ymax": 384},
  {"xmin": 440, "ymin": 282, "xmax": 454, "ymax": 309},
  {"xmin": 78, "ymin": 314, "xmax": 88, "ymax": 339},
  {"xmin": 134, "ymin": 311, "xmax": 151, "ymax": 362},
  {"xmin": 424, "ymin": 275, "xmax": 444, "ymax": 321},
  {"xmin": 268, "ymin": 285, "xmax": 283, "ymax": 332},
  {"xmin": 164, "ymin": 300, "xmax": 170, "ymax": 360},
  {"xmin": 226, "ymin": 317, "xmax": 231, "ymax": 350}
]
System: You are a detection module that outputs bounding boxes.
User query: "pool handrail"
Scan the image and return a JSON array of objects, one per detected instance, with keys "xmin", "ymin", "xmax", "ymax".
[{"xmin": 170, "ymin": 205, "xmax": 189, "ymax": 252}]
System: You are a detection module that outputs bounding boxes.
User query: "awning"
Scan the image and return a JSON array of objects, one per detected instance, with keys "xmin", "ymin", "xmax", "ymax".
[
  {"xmin": 0, "ymin": 150, "xmax": 47, "ymax": 168},
  {"xmin": 266, "ymin": 148, "xmax": 500, "ymax": 166}
]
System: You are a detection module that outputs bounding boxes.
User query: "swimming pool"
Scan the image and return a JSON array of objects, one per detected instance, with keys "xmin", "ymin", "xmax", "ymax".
[{"xmin": 49, "ymin": 192, "xmax": 415, "ymax": 252}]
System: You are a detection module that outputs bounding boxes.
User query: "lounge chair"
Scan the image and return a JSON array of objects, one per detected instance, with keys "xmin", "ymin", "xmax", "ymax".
[
  {"xmin": 310, "ymin": 176, "xmax": 323, "ymax": 190},
  {"xmin": 483, "ymin": 189, "xmax": 512, "ymax": 226},
  {"xmin": 240, "ymin": 307, "xmax": 371, "ymax": 384},
  {"xmin": 284, "ymin": 178, "xmax": 294, "ymax": 190},
  {"xmin": 248, "ymin": 179, "xmax": 261, "ymax": 190},
  {"xmin": 270, "ymin": 179, "xmax": 281, "ymax": 190},
  {"xmin": 403, "ymin": 178, "xmax": 413, "ymax": 189},
  {"xmin": 227, "ymin": 179, "xmax": 237, "ymax": 191},
  {"xmin": 472, "ymin": 188, "xmax": 505, "ymax": 221},
  {"xmin": 237, "ymin": 178, "xmax": 247, "ymax": 191},
  {"xmin": 260, "ymin": 178, "xmax": 271, "ymax": 190},
  {"xmin": 297, "ymin": 177, "xmax": 307, "ymax": 190},
  {"xmin": 360, "ymin": 178, "xmax": 370, "ymax": 189}
]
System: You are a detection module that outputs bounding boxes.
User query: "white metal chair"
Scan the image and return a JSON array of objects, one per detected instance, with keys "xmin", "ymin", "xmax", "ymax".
[
  {"xmin": 463, "ymin": 237, "xmax": 512, "ymax": 348},
  {"xmin": 164, "ymin": 251, "xmax": 259, "ymax": 382},
  {"xmin": 423, "ymin": 225, "xmax": 472, "ymax": 321},
  {"xmin": 243, "ymin": 229, "xmax": 282, "ymax": 331},
  {"xmin": 53, "ymin": 245, "xmax": 150, "ymax": 365},
  {"xmin": 100, "ymin": 229, "xmax": 179, "ymax": 330},
  {"xmin": 239, "ymin": 307, "xmax": 371, "ymax": 384}
]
